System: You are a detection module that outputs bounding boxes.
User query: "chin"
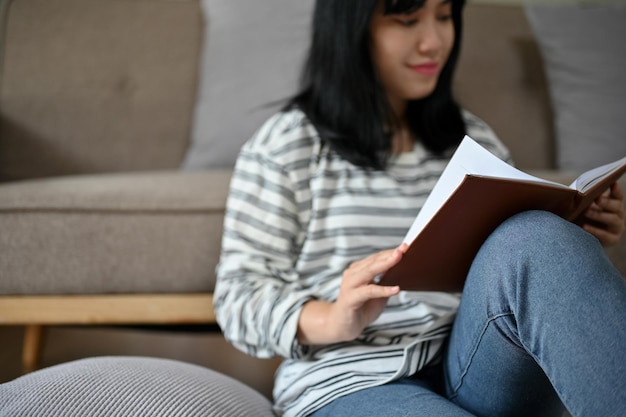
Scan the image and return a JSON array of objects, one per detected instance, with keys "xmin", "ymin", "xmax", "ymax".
[
  {"xmin": 405, "ymin": 83, "xmax": 438, "ymax": 101},
  {"xmin": 407, "ymin": 89, "xmax": 437, "ymax": 101}
]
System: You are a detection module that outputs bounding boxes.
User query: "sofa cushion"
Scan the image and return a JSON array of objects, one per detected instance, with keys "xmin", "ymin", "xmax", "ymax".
[
  {"xmin": 0, "ymin": 0, "xmax": 201, "ymax": 181},
  {"xmin": 454, "ymin": 4, "xmax": 555, "ymax": 170},
  {"xmin": 0, "ymin": 171, "xmax": 230, "ymax": 294},
  {"xmin": 525, "ymin": 4, "xmax": 626, "ymax": 171},
  {"xmin": 182, "ymin": 0, "xmax": 314, "ymax": 170},
  {"xmin": 0, "ymin": 356, "xmax": 276, "ymax": 417}
]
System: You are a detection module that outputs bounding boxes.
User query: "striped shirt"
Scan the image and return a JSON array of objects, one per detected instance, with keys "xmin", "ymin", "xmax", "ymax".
[{"xmin": 214, "ymin": 108, "xmax": 511, "ymax": 417}]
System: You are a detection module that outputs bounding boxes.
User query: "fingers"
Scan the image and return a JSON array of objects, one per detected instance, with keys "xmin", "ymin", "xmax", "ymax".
[
  {"xmin": 590, "ymin": 185, "xmax": 624, "ymax": 214},
  {"xmin": 583, "ymin": 182, "xmax": 626, "ymax": 246},
  {"xmin": 344, "ymin": 244, "xmax": 407, "ymax": 288},
  {"xmin": 586, "ymin": 202, "xmax": 624, "ymax": 225},
  {"xmin": 339, "ymin": 245, "xmax": 406, "ymax": 302},
  {"xmin": 610, "ymin": 182, "xmax": 624, "ymax": 200},
  {"xmin": 350, "ymin": 282, "xmax": 400, "ymax": 303},
  {"xmin": 588, "ymin": 183, "xmax": 625, "ymax": 219}
]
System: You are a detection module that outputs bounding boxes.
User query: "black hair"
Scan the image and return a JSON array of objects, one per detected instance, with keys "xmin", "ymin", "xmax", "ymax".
[{"xmin": 286, "ymin": 0, "xmax": 467, "ymax": 170}]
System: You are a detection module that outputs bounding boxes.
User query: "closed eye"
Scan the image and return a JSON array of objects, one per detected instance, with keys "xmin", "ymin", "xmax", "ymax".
[{"xmin": 396, "ymin": 17, "xmax": 418, "ymax": 26}]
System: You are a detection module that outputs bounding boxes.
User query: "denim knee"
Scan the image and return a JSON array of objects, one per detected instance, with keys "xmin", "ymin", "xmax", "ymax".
[
  {"xmin": 483, "ymin": 210, "xmax": 601, "ymax": 265},
  {"xmin": 465, "ymin": 210, "xmax": 611, "ymax": 304}
]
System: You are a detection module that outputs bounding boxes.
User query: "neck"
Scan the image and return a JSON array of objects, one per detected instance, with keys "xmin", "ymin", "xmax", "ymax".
[
  {"xmin": 386, "ymin": 97, "xmax": 413, "ymax": 153},
  {"xmin": 388, "ymin": 96, "xmax": 407, "ymax": 121},
  {"xmin": 391, "ymin": 126, "xmax": 414, "ymax": 154}
]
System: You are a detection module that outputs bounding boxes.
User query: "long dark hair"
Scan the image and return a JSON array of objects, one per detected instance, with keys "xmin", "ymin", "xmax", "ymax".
[{"xmin": 287, "ymin": 0, "xmax": 467, "ymax": 169}]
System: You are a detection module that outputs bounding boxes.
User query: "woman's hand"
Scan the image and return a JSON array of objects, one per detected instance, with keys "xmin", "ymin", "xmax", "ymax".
[
  {"xmin": 297, "ymin": 244, "xmax": 407, "ymax": 346},
  {"xmin": 582, "ymin": 182, "xmax": 625, "ymax": 247}
]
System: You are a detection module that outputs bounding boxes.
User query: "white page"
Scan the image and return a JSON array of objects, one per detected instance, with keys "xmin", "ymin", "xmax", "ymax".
[
  {"xmin": 403, "ymin": 136, "xmax": 566, "ymax": 244},
  {"xmin": 571, "ymin": 156, "xmax": 626, "ymax": 192}
]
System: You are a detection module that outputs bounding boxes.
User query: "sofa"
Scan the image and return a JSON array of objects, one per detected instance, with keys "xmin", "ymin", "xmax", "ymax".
[{"xmin": 0, "ymin": 0, "xmax": 625, "ymax": 415}]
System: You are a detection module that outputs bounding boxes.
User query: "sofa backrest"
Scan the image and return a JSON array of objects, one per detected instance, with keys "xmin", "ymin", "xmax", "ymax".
[
  {"xmin": 455, "ymin": 4, "xmax": 555, "ymax": 170},
  {"xmin": 0, "ymin": 0, "xmax": 201, "ymax": 181},
  {"xmin": 0, "ymin": 0, "xmax": 555, "ymax": 183}
]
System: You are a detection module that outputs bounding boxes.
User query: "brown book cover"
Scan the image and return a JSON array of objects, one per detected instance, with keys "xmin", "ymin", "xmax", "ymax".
[{"xmin": 379, "ymin": 137, "xmax": 626, "ymax": 292}]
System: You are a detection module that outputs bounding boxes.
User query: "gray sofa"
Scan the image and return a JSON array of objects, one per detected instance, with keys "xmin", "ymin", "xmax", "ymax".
[{"xmin": 0, "ymin": 0, "xmax": 625, "ymax": 415}]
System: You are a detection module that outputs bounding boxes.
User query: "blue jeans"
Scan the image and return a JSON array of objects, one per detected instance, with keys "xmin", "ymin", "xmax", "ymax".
[{"xmin": 310, "ymin": 211, "xmax": 626, "ymax": 417}]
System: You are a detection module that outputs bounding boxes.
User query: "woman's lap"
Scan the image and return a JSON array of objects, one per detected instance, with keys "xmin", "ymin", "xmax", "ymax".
[{"xmin": 309, "ymin": 376, "xmax": 474, "ymax": 417}]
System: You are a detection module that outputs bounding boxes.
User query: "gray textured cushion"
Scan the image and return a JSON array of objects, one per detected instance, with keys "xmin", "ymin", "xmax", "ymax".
[
  {"xmin": 525, "ymin": 4, "xmax": 626, "ymax": 171},
  {"xmin": 182, "ymin": 0, "xmax": 314, "ymax": 170},
  {"xmin": 0, "ymin": 356, "xmax": 276, "ymax": 416},
  {"xmin": 0, "ymin": 171, "xmax": 230, "ymax": 294}
]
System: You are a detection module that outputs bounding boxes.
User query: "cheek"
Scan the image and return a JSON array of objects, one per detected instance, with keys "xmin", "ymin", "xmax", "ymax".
[
  {"xmin": 372, "ymin": 37, "xmax": 397, "ymax": 69},
  {"xmin": 441, "ymin": 27, "xmax": 455, "ymax": 60},
  {"xmin": 371, "ymin": 25, "xmax": 411, "ymax": 63},
  {"xmin": 371, "ymin": 34, "xmax": 409, "ymax": 79}
]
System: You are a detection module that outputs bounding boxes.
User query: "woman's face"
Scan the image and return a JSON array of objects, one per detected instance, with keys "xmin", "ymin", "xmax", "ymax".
[{"xmin": 369, "ymin": 0, "xmax": 454, "ymax": 115}]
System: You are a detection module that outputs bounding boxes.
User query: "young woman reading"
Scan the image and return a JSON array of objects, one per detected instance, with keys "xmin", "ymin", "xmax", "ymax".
[{"xmin": 214, "ymin": 1, "xmax": 626, "ymax": 416}]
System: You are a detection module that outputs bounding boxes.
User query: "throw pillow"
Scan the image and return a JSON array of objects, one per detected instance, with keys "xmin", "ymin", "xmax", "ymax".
[
  {"xmin": 182, "ymin": 0, "xmax": 314, "ymax": 170},
  {"xmin": 525, "ymin": 4, "xmax": 626, "ymax": 171}
]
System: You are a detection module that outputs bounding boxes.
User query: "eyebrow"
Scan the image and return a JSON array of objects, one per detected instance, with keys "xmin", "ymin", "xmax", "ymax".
[
  {"xmin": 383, "ymin": 0, "xmax": 426, "ymax": 15},
  {"xmin": 383, "ymin": 0, "xmax": 451, "ymax": 15}
]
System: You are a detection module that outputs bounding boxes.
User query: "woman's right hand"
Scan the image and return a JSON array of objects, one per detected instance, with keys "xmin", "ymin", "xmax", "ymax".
[{"xmin": 297, "ymin": 244, "xmax": 407, "ymax": 346}]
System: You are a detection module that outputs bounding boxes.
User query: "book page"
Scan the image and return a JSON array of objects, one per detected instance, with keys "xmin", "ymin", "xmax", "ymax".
[
  {"xmin": 571, "ymin": 156, "xmax": 626, "ymax": 192},
  {"xmin": 402, "ymin": 136, "xmax": 566, "ymax": 244}
]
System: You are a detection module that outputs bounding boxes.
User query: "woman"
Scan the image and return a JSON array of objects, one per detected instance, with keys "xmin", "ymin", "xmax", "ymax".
[{"xmin": 214, "ymin": 0, "xmax": 626, "ymax": 416}]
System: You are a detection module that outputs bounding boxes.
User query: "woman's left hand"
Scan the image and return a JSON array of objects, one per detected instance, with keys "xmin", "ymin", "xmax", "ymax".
[{"xmin": 582, "ymin": 182, "xmax": 625, "ymax": 247}]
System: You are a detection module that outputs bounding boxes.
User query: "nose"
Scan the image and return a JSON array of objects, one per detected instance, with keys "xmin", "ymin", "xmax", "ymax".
[{"xmin": 417, "ymin": 19, "xmax": 444, "ymax": 56}]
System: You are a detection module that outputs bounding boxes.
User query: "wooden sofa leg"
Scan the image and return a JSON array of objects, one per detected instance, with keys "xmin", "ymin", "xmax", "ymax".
[{"xmin": 22, "ymin": 325, "xmax": 45, "ymax": 374}]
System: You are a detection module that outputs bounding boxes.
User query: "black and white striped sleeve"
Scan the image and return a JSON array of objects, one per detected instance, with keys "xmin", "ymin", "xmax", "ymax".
[{"xmin": 213, "ymin": 114, "xmax": 314, "ymax": 360}]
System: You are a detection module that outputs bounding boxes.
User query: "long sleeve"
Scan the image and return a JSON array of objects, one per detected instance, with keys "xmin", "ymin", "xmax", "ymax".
[{"xmin": 214, "ymin": 113, "xmax": 315, "ymax": 359}]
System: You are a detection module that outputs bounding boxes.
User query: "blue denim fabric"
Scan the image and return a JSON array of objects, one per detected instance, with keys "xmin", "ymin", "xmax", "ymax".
[{"xmin": 310, "ymin": 211, "xmax": 626, "ymax": 417}]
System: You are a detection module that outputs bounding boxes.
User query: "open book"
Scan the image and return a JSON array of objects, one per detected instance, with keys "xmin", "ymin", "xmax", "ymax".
[{"xmin": 379, "ymin": 136, "xmax": 626, "ymax": 292}]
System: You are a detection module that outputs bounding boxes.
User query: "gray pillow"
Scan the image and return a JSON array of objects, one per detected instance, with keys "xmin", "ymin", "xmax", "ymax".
[
  {"xmin": 182, "ymin": 0, "xmax": 314, "ymax": 170},
  {"xmin": 525, "ymin": 4, "xmax": 626, "ymax": 171},
  {"xmin": 0, "ymin": 356, "xmax": 276, "ymax": 417}
]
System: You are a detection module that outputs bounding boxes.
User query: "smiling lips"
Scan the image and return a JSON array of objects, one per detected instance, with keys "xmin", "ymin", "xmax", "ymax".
[{"xmin": 410, "ymin": 62, "xmax": 439, "ymax": 75}]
